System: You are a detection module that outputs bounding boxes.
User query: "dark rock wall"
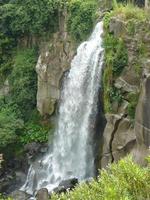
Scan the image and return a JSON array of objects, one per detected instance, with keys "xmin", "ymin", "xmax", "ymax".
[{"xmin": 100, "ymin": 16, "xmax": 150, "ymax": 168}]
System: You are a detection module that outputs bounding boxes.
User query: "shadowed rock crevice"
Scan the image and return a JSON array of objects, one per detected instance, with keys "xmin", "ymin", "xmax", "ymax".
[{"xmin": 109, "ymin": 117, "xmax": 123, "ymax": 163}]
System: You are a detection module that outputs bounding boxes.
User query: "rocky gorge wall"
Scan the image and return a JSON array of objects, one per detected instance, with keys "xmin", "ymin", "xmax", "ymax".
[
  {"xmin": 36, "ymin": 10, "xmax": 77, "ymax": 116},
  {"xmin": 100, "ymin": 13, "xmax": 150, "ymax": 168}
]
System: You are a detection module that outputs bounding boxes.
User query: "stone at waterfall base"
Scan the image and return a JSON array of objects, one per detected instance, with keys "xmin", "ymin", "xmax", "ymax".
[
  {"xmin": 36, "ymin": 188, "xmax": 49, "ymax": 200},
  {"xmin": 52, "ymin": 178, "xmax": 78, "ymax": 194},
  {"xmin": 10, "ymin": 190, "xmax": 31, "ymax": 200},
  {"xmin": 35, "ymin": 178, "xmax": 78, "ymax": 200}
]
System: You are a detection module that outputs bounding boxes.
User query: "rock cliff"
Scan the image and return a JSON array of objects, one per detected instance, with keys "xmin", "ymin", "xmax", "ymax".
[
  {"xmin": 36, "ymin": 11, "xmax": 77, "ymax": 116},
  {"xmin": 100, "ymin": 13, "xmax": 150, "ymax": 168}
]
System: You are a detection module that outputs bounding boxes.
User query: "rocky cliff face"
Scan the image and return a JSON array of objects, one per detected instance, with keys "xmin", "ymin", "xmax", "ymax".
[
  {"xmin": 134, "ymin": 66, "xmax": 150, "ymax": 164},
  {"xmin": 36, "ymin": 11, "xmax": 77, "ymax": 116},
  {"xmin": 100, "ymin": 16, "xmax": 150, "ymax": 168}
]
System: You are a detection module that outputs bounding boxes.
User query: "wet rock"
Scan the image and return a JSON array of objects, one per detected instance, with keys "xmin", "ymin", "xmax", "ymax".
[
  {"xmin": 24, "ymin": 142, "xmax": 48, "ymax": 160},
  {"xmin": 53, "ymin": 186, "xmax": 67, "ymax": 194},
  {"xmin": 59, "ymin": 178, "xmax": 78, "ymax": 188},
  {"xmin": 53, "ymin": 178, "xmax": 78, "ymax": 194},
  {"xmin": 36, "ymin": 188, "xmax": 49, "ymax": 200},
  {"xmin": 10, "ymin": 190, "xmax": 31, "ymax": 200},
  {"xmin": 0, "ymin": 171, "xmax": 15, "ymax": 193}
]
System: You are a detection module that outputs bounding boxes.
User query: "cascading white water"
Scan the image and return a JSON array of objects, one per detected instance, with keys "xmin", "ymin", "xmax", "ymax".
[{"xmin": 21, "ymin": 22, "xmax": 104, "ymax": 195}]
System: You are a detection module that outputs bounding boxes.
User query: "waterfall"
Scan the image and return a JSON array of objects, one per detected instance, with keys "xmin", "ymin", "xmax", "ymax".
[{"xmin": 21, "ymin": 22, "xmax": 104, "ymax": 195}]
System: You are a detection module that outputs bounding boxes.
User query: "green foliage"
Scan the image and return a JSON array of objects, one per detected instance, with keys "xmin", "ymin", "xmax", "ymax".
[
  {"xmin": 103, "ymin": 32, "xmax": 128, "ymax": 78},
  {"xmin": 20, "ymin": 110, "xmax": 54, "ymax": 144},
  {"xmin": 67, "ymin": 0, "xmax": 98, "ymax": 41},
  {"xmin": 0, "ymin": 0, "xmax": 59, "ymax": 37},
  {"xmin": 112, "ymin": 0, "xmax": 118, "ymax": 9},
  {"xmin": 127, "ymin": 19, "xmax": 136, "ymax": 35},
  {"xmin": 103, "ymin": 2, "xmax": 149, "ymax": 115},
  {"xmin": 0, "ymin": 104, "xmax": 24, "ymax": 149},
  {"xmin": 127, "ymin": 93, "xmax": 139, "ymax": 119},
  {"xmin": 110, "ymin": 87, "xmax": 123, "ymax": 105},
  {"xmin": 9, "ymin": 48, "xmax": 37, "ymax": 119},
  {"xmin": 103, "ymin": 12, "xmax": 113, "ymax": 30},
  {"xmin": 103, "ymin": 65, "xmax": 113, "ymax": 112},
  {"xmin": 0, "ymin": 48, "xmax": 44, "ymax": 151},
  {"xmin": 103, "ymin": 33, "xmax": 128, "ymax": 113},
  {"xmin": 20, "ymin": 122, "xmax": 49, "ymax": 144},
  {"xmin": 112, "ymin": 38, "xmax": 128, "ymax": 77},
  {"xmin": 137, "ymin": 41, "xmax": 147, "ymax": 57},
  {"xmin": 51, "ymin": 156, "xmax": 150, "ymax": 200},
  {"xmin": 0, "ymin": 33, "xmax": 15, "ymax": 79},
  {"xmin": 0, "ymin": 194, "xmax": 12, "ymax": 200},
  {"xmin": 112, "ymin": 3, "xmax": 149, "ymax": 21}
]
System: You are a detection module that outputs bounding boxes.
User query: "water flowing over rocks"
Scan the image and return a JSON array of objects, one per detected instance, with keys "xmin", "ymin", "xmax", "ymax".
[{"xmin": 21, "ymin": 22, "xmax": 105, "ymax": 195}]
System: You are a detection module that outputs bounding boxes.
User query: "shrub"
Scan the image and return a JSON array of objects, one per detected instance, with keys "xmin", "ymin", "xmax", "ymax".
[
  {"xmin": 103, "ymin": 34, "xmax": 128, "ymax": 78},
  {"xmin": 0, "ymin": 33, "xmax": 16, "ymax": 79},
  {"xmin": 0, "ymin": 0, "xmax": 59, "ymax": 37},
  {"xmin": 103, "ymin": 32, "xmax": 128, "ymax": 113},
  {"xmin": 9, "ymin": 48, "xmax": 37, "ymax": 120},
  {"xmin": 0, "ymin": 194, "xmax": 12, "ymax": 200},
  {"xmin": 19, "ymin": 109, "xmax": 55, "ymax": 144},
  {"xmin": 112, "ymin": 3, "xmax": 149, "ymax": 21},
  {"xmin": 20, "ymin": 122, "xmax": 49, "ymax": 144},
  {"xmin": 0, "ymin": 105, "xmax": 24, "ymax": 149},
  {"xmin": 67, "ymin": 0, "xmax": 98, "ymax": 41},
  {"xmin": 51, "ymin": 156, "xmax": 150, "ymax": 200}
]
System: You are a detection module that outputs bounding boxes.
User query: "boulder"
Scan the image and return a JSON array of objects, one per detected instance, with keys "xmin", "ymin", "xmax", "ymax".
[
  {"xmin": 24, "ymin": 142, "xmax": 48, "ymax": 161},
  {"xmin": 53, "ymin": 178, "xmax": 78, "ymax": 194},
  {"xmin": 36, "ymin": 188, "xmax": 49, "ymax": 200},
  {"xmin": 114, "ymin": 77, "xmax": 139, "ymax": 93},
  {"xmin": 59, "ymin": 178, "xmax": 78, "ymax": 188},
  {"xmin": 53, "ymin": 186, "xmax": 67, "ymax": 194},
  {"xmin": 112, "ymin": 117, "xmax": 136, "ymax": 161},
  {"xmin": 10, "ymin": 190, "xmax": 31, "ymax": 200},
  {"xmin": 109, "ymin": 17, "xmax": 126, "ymax": 37},
  {"xmin": 100, "ymin": 114, "xmax": 136, "ymax": 168}
]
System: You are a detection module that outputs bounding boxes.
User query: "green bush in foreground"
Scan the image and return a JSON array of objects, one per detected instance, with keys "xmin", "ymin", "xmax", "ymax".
[{"xmin": 51, "ymin": 156, "xmax": 150, "ymax": 200}]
